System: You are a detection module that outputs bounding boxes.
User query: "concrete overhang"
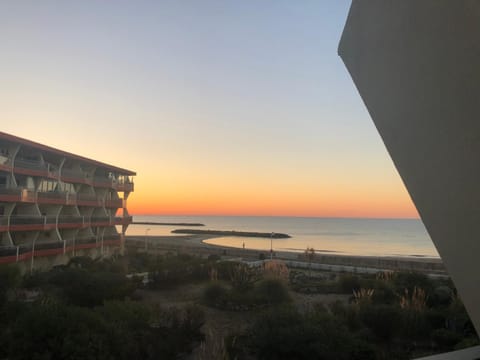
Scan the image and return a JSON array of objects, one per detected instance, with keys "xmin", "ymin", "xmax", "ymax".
[{"xmin": 339, "ymin": 0, "xmax": 480, "ymax": 341}]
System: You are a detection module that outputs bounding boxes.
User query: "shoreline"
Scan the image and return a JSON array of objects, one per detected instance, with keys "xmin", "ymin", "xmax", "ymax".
[{"xmin": 125, "ymin": 235, "xmax": 445, "ymax": 275}]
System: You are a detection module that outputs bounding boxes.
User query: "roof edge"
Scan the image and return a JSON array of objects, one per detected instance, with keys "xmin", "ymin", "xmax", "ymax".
[{"xmin": 0, "ymin": 131, "xmax": 136, "ymax": 176}]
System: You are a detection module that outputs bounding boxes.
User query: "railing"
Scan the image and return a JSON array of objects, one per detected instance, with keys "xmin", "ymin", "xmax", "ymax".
[
  {"xmin": 0, "ymin": 187, "xmax": 22, "ymax": 202},
  {"xmin": 0, "ymin": 233, "xmax": 123, "ymax": 264},
  {"xmin": 93, "ymin": 177, "xmax": 114, "ymax": 188},
  {"xmin": 116, "ymin": 182, "xmax": 134, "ymax": 192},
  {"xmin": 60, "ymin": 168, "xmax": 90, "ymax": 184},
  {"xmin": 0, "ymin": 245, "xmax": 20, "ymax": 257},
  {"xmin": 1, "ymin": 214, "xmax": 132, "ymax": 232},
  {"xmin": 103, "ymin": 234, "xmax": 121, "ymax": 241},
  {"xmin": 77, "ymin": 193, "xmax": 101, "ymax": 206},
  {"xmin": 37, "ymin": 191, "xmax": 68, "ymax": 204},
  {"xmin": 0, "ymin": 187, "xmax": 124, "ymax": 209},
  {"xmin": 0, "ymin": 155, "xmax": 12, "ymax": 171},
  {"xmin": 114, "ymin": 216, "xmax": 133, "ymax": 225},
  {"xmin": 46, "ymin": 163, "xmax": 59, "ymax": 178},
  {"xmin": 13, "ymin": 159, "xmax": 48, "ymax": 176},
  {"xmin": 105, "ymin": 199, "xmax": 123, "ymax": 208},
  {"xmin": 9, "ymin": 215, "xmax": 51, "ymax": 225}
]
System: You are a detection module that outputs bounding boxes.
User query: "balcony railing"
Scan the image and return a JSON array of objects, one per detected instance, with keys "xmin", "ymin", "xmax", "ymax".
[
  {"xmin": 0, "ymin": 155, "xmax": 12, "ymax": 171},
  {"xmin": 105, "ymin": 199, "xmax": 123, "ymax": 208},
  {"xmin": 0, "ymin": 214, "xmax": 132, "ymax": 232},
  {"xmin": 0, "ymin": 187, "xmax": 22, "ymax": 202},
  {"xmin": 13, "ymin": 159, "xmax": 48, "ymax": 176},
  {"xmin": 0, "ymin": 187, "xmax": 124, "ymax": 209},
  {"xmin": 93, "ymin": 177, "xmax": 114, "ymax": 188},
  {"xmin": 37, "ymin": 191, "xmax": 68, "ymax": 204},
  {"xmin": 116, "ymin": 181, "xmax": 134, "ymax": 192},
  {"xmin": 0, "ymin": 234, "xmax": 122, "ymax": 264},
  {"xmin": 60, "ymin": 168, "xmax": 91, "ymax": 185},
  {"xmin": 77, "ymin": 193, "xmax": 101, "ymax": 206}
]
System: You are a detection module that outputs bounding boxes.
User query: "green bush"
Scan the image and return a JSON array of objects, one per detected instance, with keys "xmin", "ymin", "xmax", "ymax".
[
  {"xmin": 393, "ymin": 272, "xmax": 433, "ymax": 296},
  {"xmin": 229, "ymin": 263, "xmax": 258, "ymax": 291},
  {"xmin": 48, "ymin": 268, "xmax": 134, "ymax": 307},
  {"xmin": 338, "ymin": 274, "xmax": 361, "ymax": 294},
  {"xmin": 149, "ymin": 254, "xmax": 209, "ymax": 288},
  {"xmin": 330, "ymin": 301, "xmax": 362, "ymax": 331},
  {"xmin": 432, "ymin": 328, "xmax": 462, "ymax": 349},
  {"xmin": 254, "ymin": 278, "xmax": 290, "ymax": 305},
  {"xmin": 359, "ymin": 304, "xmax": 401, "ymax": 343},
  {"xmin": 248, "ymin": 306, "xmax": 373, "ymax": 360},
  {"xmin": 371, "ymin": 281, "xmax": 397, "ymax": 305},
  {"xmin": 0, "ymin": 265, "xmax": 20, "ymax": 307},
  {"xmin": 202, "ymin": 282, "xmax": 228, "ymax": 307}
]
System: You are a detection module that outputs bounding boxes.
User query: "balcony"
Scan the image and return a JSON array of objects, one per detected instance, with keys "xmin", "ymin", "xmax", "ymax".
[
  {"xmin": 105, "ymin": 198, "xmax": 123, "ymax": 208},
  {"xmin": 37, "ymin": 191, "xmax": 68, "ymax": 205},
  {"xmin": 0, "ymin": 186, "xmax": 124, "ymax": 209},
  {"xmin": 0, "ymin": 234, "xmax": 122, "ymax": 264},
  {"xmin": 93, "ymin": 177, "xmax": 114, "ymax": 188},
  {"xmin": 0, "ymin": 155, "xmax": 12, "ymax": 171},
  {"xmin": 9, "ymin": 215, "xmax": 57, "ymax": 231},
  {"xmin": 60, "ymin": 168, "xmax": 91, "ymax": 185},
  {"xmin": 0, "ymin": 187, "xmax": 22, "ymax": 202},
  {"xmin": 13, "ymin": 159, "xmax": 48, "ymax": 177},
  {"xmin": 1, "ymin": 214, "xmax": 130, "ymax": 232},
  {"xmin": 77, "ymin": 193, "xmax": 101, "ymax": 207},
  {"xmin": 114, "ymin": 216, "xmax": 133, "ymax": 225},
  {"xmin": 0, "ymin": 215, "xmax": 8, "ymax": 232},
  {"xmin": 115, "ymin": 181, "xmax": 134, "ymax": 192},
  {"xmin": 0, "ymin": 187, "xmax": 36, "ymax": 203}
]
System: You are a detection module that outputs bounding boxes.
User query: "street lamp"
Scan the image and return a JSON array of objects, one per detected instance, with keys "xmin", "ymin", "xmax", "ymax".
[
  {"xmin": 30, "ymin": 237, "xmax": 37, "ymax": 274},
  {"xmin": 270, "ymin": 232, "xmax": 274, "ymax": 260},
  {"xmin": 144, "ymin": 228, "xmax": 151, "ymax": 252}
]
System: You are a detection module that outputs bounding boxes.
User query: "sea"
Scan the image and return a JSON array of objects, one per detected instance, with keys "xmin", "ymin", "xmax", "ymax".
[{"xmin": 123, "ymin": 215, "xmax": 439, "ymax": 259}]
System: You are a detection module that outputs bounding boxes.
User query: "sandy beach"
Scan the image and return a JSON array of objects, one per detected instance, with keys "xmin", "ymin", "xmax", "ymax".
[{"xmin": 125, "ymin": 234, "xmax": 446, "ymax": 275}]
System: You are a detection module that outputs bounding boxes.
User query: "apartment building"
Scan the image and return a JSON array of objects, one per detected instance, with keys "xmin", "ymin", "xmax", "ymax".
[{"xmin": 0, "ymin": 131, "xmax": 134, "ymax": 270}]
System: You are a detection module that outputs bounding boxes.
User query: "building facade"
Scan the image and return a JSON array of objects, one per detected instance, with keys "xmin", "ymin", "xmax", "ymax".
[{"xmin": 0, "ymin": 132, "xmax": 134, "ymax": 271}]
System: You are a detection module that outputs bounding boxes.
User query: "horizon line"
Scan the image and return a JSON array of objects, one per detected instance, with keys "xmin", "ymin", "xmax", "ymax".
[{"xmin": 129, "ymin": 213, "xmax": 421, "ymax": 221}]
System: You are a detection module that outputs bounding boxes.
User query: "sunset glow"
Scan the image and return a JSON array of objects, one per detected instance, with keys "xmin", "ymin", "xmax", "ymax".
[{"xmin": 0, "ymin": 1, "xmax": 419, "ymax": 219}]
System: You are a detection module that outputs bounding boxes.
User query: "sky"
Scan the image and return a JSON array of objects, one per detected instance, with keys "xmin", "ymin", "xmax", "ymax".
[{"xmin": 0, "ymin": 1, "xmax": 418, "ymax": 218}]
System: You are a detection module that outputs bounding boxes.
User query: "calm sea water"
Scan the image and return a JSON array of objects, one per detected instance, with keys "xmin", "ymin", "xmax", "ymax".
[{"xmin": 124, "ymin": 215, "xmax": 439, "ymax": 258}]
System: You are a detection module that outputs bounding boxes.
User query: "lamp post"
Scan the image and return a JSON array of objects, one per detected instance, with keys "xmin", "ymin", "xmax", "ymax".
[
  {"xmin": 270, "ymin": 232, "xmax": 274, "ymax": 260},
  {"xmin": 144, "ymin": 228, "xmax": 151, "ymax": 252},
  {"xmin": 30, "ymin": 237, "xmax": 37, "ymax": 274}
]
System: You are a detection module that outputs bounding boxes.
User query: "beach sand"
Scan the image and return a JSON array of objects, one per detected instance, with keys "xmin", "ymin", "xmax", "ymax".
[{"xmin": 126, "ymin": 235, "xmax": 446, "ymax": 275}]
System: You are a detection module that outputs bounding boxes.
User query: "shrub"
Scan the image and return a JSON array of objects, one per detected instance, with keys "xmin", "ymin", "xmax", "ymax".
[
  {"xmin": 428, "ymin": 286, "xmax": 453, "ymax": 308},
  {"xmin": 393, "ymin": 272, "xmax": 433, "ymax": 296},
  {"xmin": 207, "ymin": 254, "xmax": 221, "ymax": 262},
  {"xmin": 229, "ymin": 264, "xmax": 259, "ymax": 291},
  {"xmin": 248, "ymin": 306, "xmax": 365, "ymax": 360},
  {"xmin": 359, "ymin": 304, "xmax": 401, "ymax": 343},
  {"xmin": 432, "ymin": 328, "xmax": 462, "ymax": 349},
  {"xmin": 338, "ymin": 274, "xmax": 361, "ymax": 294},
  {"xmin": 47, "ymin": 268, "xmax": 134, "ymax": 307},
  {"xmin": 330, "ymin": 301, "xmax": 362, "ymax": 331},
  {"xmin": 263, "ymin": 260, "xmax": 289, "ymax": 282},
  {"xmin": 254, "ymin": 278, "xmax": 290, "ymax": 305},
  {"xmin": 203, "ymin": 282, "xmax": 228, "ymax": 307},
  {"xmin": 371, "ymin": 281, "xmax": 397, "ymax": 305}
]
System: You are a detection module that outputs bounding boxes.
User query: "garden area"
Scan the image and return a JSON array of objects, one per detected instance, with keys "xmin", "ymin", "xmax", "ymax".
[{"xmin": 0, "ymin": 250, "xmax": 478, "ymax": 359}]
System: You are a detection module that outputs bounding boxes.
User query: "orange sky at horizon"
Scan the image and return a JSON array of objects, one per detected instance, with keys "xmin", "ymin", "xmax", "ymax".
[{"xmin": 127, "ymin": 173, "xmax": 420, "ymax": 219}]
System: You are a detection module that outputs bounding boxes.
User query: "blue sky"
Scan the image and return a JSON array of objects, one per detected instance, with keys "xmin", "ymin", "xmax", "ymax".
[{"xmin": 0, "ymin": 1, "xmax": 416, "ymax": 217}]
